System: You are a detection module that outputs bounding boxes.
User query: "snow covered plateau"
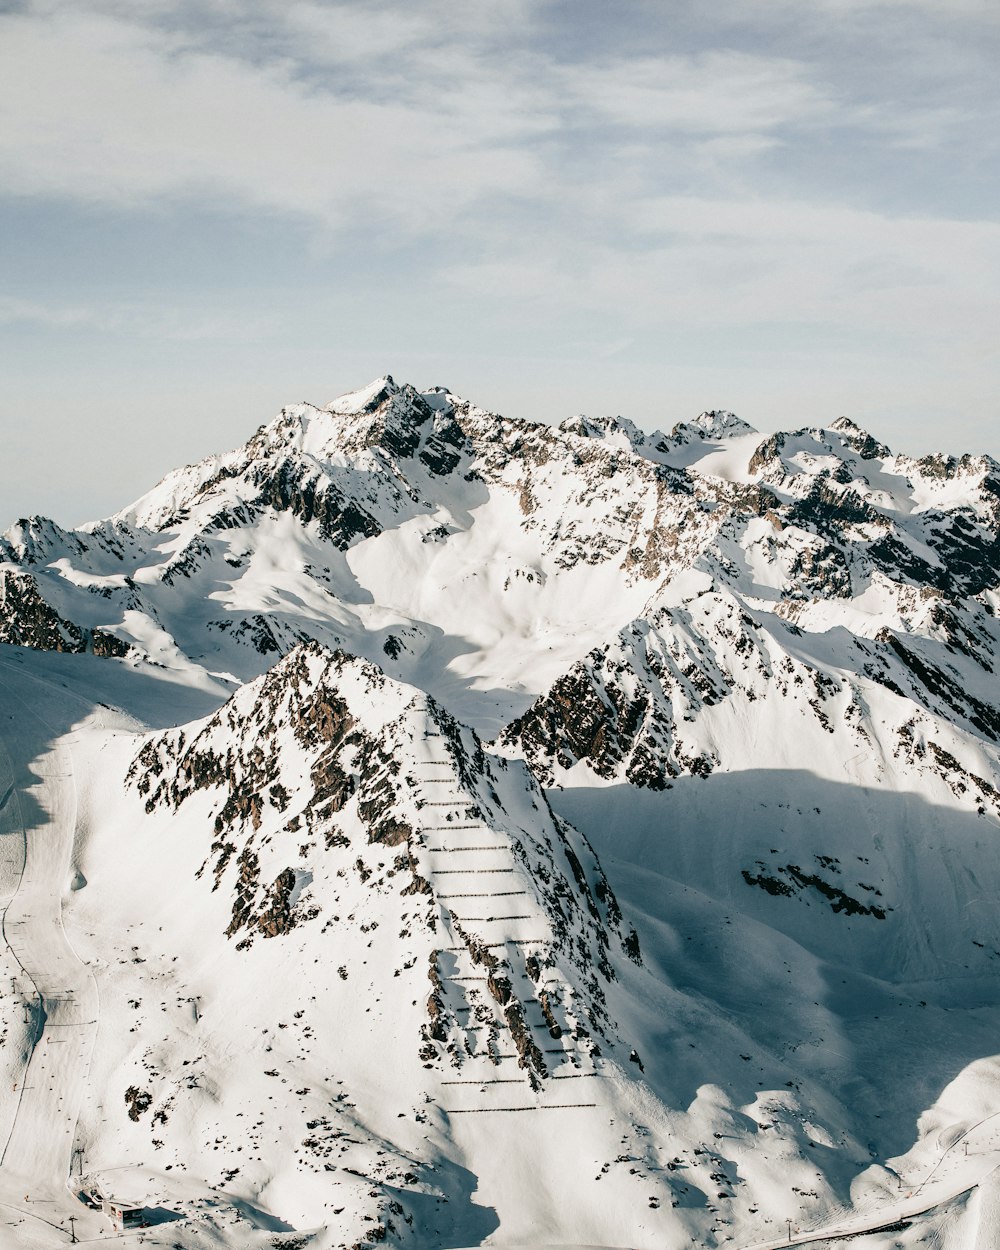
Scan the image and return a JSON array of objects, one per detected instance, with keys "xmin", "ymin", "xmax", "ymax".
[{"xmin": 2, "ymin": 376, "xmax": 1000, "ymax": 1248}]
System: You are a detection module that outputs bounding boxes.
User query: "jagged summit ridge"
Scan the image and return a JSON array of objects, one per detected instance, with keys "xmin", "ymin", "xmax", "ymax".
[
  {"xmin": 3, "ymin": 375, "xmax": 1000, "ymax": 731},
  {"xmin": 325, "ymin": 373, "xmax": 401, "ymax": 414}
]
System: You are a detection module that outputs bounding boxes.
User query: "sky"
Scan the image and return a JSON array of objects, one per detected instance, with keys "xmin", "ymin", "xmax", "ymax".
[{"xmin": 1, "ymin": 0, "xmax": 998, "ymax": 527}]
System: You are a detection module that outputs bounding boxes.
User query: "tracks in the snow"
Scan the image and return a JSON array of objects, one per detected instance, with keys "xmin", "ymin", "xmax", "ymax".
[{"xmin": 0, "ymin": 664, "xmax": 101, "ymax": 1215}]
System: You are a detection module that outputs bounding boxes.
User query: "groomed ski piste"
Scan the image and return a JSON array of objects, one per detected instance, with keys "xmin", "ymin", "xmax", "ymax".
[
  {"xmin": 0, "ymin": 658, "xmax": 103, "ymax": 1247},
  {"xmin": 3, "ymin": 379, "xmax": 1000, "ymax": 1246}
]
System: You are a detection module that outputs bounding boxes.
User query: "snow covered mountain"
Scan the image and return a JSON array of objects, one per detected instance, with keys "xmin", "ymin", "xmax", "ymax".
[{"xmin": 3, "ymin": 377, "xmax": 1000, "ymax": 1248}]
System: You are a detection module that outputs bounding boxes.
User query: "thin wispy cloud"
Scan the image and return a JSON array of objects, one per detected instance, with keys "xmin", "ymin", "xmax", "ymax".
[
  {"xmin": 4, "ymin": 1, "xmax": 987, "ymax": 232},
  {"xmin": 568, "ymin": 51, "xmax": 834, "ymax": 135},
  {"xmin": 0, "ymin": 294, "xmax": 279, "ymax": 340},
  {"xmin": 0, "ymin": 8, "xmax": 550, "ymax": 231}
]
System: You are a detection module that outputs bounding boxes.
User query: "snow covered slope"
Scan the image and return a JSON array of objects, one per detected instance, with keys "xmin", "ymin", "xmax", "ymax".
[{"xmin": 3, "ymin": 379, "xmax": 1000, "ymax": 1248}]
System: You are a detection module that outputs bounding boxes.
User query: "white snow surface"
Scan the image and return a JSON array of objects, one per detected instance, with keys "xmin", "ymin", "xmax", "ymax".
[{"xmin": 1, "ymin": 378, "xmax": 1000, "ymax": 1247}]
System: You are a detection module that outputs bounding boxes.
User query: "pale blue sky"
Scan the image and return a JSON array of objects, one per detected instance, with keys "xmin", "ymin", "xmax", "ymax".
[{"xmin": 2, "ymin": 0, "xmax": 998, "ymax": 526}]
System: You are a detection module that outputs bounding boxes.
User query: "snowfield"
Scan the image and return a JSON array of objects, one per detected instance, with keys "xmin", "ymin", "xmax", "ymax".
[{"xmin": 1, "ymin": 378, "xmax": 1000, "ymax": 1247}]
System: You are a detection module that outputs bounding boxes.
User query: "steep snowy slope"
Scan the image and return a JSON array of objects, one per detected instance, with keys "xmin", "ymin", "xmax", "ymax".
[{"xmin": 3, "ymin": 379, "xmax": 1000, "ymax": 1247}]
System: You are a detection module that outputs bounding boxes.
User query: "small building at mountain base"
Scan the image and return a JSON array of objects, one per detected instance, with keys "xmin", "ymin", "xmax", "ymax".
[{"xmin": 100, "ymin": 1196, "xmax": 145, "ymax": 1232}]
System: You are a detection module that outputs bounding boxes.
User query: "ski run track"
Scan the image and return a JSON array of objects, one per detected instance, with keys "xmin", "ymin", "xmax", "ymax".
[{"xmin": 0, "ymin": 664, "xmax": 107, "ymax": 1246}]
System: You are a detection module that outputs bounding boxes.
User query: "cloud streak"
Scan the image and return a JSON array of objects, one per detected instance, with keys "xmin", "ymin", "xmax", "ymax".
[
  {"xmin": 3, "ymin": 0, "xmax": 952, "ymax": 233},
  {"xmin": 0, "ymin": 293, "xmax": 280, "ymax": 341}
]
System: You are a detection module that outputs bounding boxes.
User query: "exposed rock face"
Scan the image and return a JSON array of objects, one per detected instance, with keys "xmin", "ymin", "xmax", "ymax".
[
  {"xmin": 741, "ymin": 860, "xmax": 890, "ymax": 919},
  {"xmin": 124, "ymin": 1085, "xmax": 153, "ymax": 1121},
  {"xmin": 252, "ymin": 460, "xmax": 382, "ymax": 549},
  {"xmin": 0, "ymin": 569, "xmax": 86, "ymax": 652},
  {"xmin": 0, "ymin": 568, "xmax": 129, "ymax": 656},
  {"xmin": 499, "ymin": 597, "xmax": 752, "ymax": 787}
]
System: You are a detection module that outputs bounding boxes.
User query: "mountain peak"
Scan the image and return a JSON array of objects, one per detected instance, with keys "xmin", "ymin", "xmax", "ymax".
[
  {"xmin": 687, "ymin": 409, "xmax": 757, "ymax": 439},
  {"xmin": 558, "ymin": 413, "xmax": 646, "ymax": 449},
  {"xmin": 325, "ymin": 374, "xmax": 400, "ymax": 415},
  {"xmin": 829, "ymin": 415, "xmax": 861, "ymax": 433},
  {"xmin": 829, "ymin": 415, "xmax": 892, "ymax": 460}
]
